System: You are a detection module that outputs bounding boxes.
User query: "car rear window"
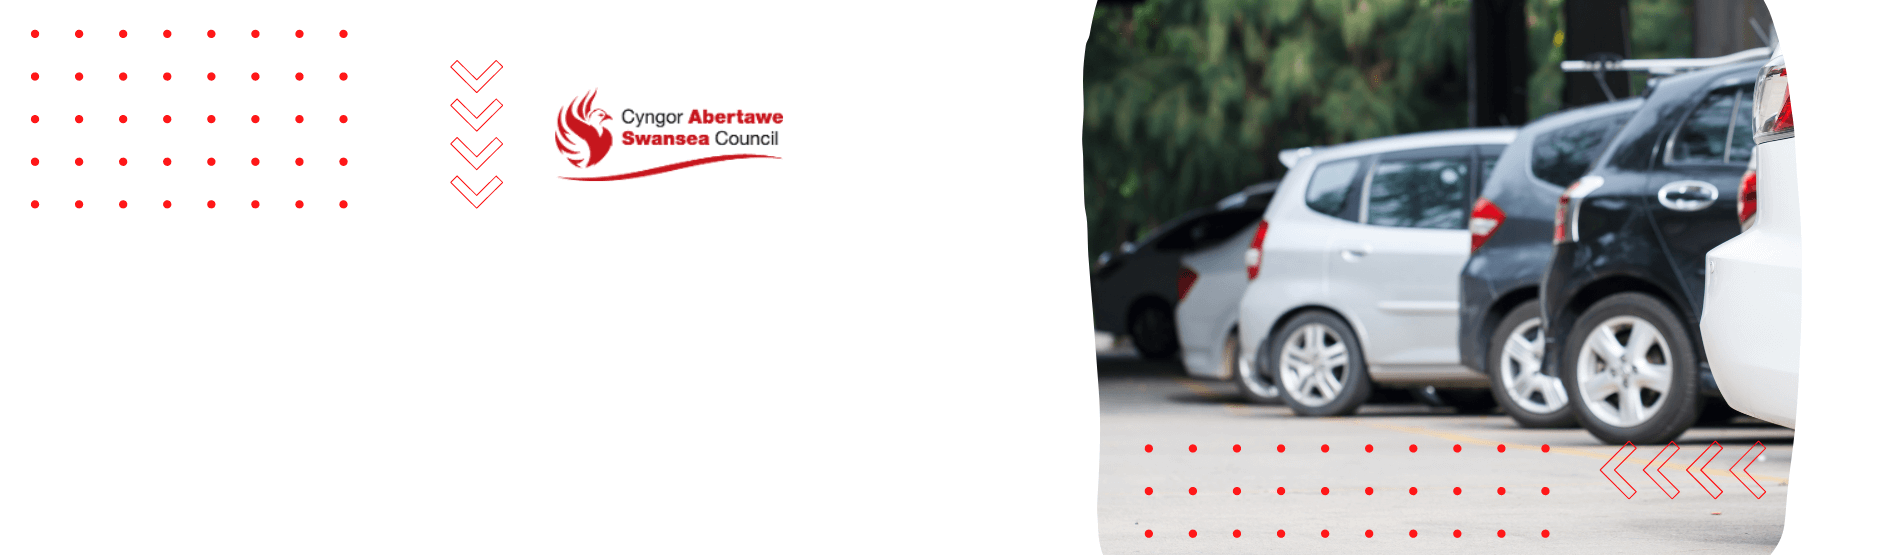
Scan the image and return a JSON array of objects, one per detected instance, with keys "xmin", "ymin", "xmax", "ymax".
[
  {"xmin": 1366, "ymin": 155, "xmax": 1470, "ymax": 230},
  {"xmin": 1531, "ymin": 113, "xmax": 1632, "ymax": 187},
  {"xmin": 1304, "ymin": 158, "xmax": 1364, "ymax": 221},
  {"xmin": 1668, "ymin": 85, "xmax": 1754, "ymax": 165}
]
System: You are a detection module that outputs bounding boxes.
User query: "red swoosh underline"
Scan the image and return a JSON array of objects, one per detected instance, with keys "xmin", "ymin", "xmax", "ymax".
[{"xmin": 559, "ymin": 154, "xmax": 779, "ymax": 181}]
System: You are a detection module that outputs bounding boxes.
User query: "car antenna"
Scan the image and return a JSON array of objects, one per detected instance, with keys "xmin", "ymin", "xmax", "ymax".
[{"xmin": 1749, "ymin": 17, "xmax": 1771, "ymax": 48}]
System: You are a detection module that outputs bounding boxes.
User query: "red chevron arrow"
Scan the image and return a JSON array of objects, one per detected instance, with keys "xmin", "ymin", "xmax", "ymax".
[
  {"xmin": 449, "ymin": 176, "xmax": 504, "ymax": 209},
  {"xmin": 450, "ymin": 60, "xmax": 503, "ymax": 93},
  {"xmin": 450, "ymin": 99, "xmax": 503, "ymax": 132},
  {"xmin": 450, "ymin": 137, "xmax": 503, "ymax": 171},
  {"xmin": 1730, "ymin": 441, "xmax": 1767, "ymax": 499},
  {"xmin": 1688, "ymin": 441, "xmax": 1724, "ymax": 499},
  {"xmin": 1601, "ymin": 441, "xmax": 1638, "ymax": 499},
  {"xmin": 1641, "ymin": 441, "xmax": 1682, "ymax": 499}
]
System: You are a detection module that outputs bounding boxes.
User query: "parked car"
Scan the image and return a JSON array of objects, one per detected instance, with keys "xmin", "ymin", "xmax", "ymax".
[
  {"xmin": 1235, "ymin": 128, "xmax": 1515, "ymax": 412},
  {"xmin": 1703, "ymin": 47, "xmax": 1797, "ymax": 429},
  {"xmin": 1093, "ymin": 189, "xmax": 1274, "ymax": 359},
  {"xmin": 1176, "ymin": 182, "xmax": 1279, "ymax": 381},
  {"xmin": 1542, "ymin": 56, "xmax": 1766, "ymax": 444},
  {"xmin": 1460, "ymin": 99, "xmax": 1644, "ymax": 428}
]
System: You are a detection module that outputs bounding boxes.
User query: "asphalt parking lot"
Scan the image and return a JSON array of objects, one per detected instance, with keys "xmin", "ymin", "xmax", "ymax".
[{"xmin": 1097, "ymin": 355, "xmax": 1795, "ymax": 554}]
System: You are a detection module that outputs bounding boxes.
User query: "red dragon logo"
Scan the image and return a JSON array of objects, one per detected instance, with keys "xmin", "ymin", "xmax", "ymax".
[{"xmin": 556, "ymin": 90, "xmax": 613, "ymax": 168}]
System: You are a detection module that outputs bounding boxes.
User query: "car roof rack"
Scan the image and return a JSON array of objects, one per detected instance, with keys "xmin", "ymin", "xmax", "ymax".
[{"xmin": 1559, "ymin": 46, "xmax": 1771, "ymax": 102}]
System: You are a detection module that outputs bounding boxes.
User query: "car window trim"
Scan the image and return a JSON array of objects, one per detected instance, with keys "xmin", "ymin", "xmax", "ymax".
[{"xmin": 1662, "ymin": 86, "xmax": 1746, "ymax": 168}]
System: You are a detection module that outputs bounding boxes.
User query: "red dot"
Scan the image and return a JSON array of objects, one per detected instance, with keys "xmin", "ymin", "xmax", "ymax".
[
  {"xmin": 295, "ymin": 200, "xmax": 304, "ymax": 209},
  {"xmin": 250, "ymin": 200, "xmax": 259, "ymax": 209},
  {"xmin": 118, "ymin": 158, "xmax": 126, "ymax": 166},
  {"xmin": 30, "ymin": 115, "xmax": 38, "ymax": 123},
  {"xmin": 1542, "ymin": 487, "xmax": 1550, "ymax": 495},
  {"xmin": 1143, "ymin": 487, "xmax": 1151, "ymax": 496},
  {"xmin": 1409, "ymin": 444, "xmax": 1418, "ymax": 452},
  {"xmin": 1188, "ymin": 487, "xmax": 1197, "ymax": 495},
  {"xmin": 207, "ymin": 200, "xmax": 216, "ymax": 208},
  {"xmin": 163, "ymin": 158, "xmax": 172, "ymax": 166},
  {"xmin": 1365, "ymin": 530, "xmax": 1374, "ymax": 538},
  {"xmin": 118, "ymin": 72, "xmax": 127, "ymax": 81},
  {"xmin": 207, "ymin": 115, "xmax": 216, "ymax": 123},
  {"xmin": 1409, "ymin": 530, "xmax": 1418, "ymax": 538},
  {"xmin": 118, "ymin": 200, "xmax": 126, "ymax": 209},
  {"xmin": 1364, "ymin": 487, "xmax": 1373, "ymax": 495},
  {"xmin": 1233, "ymin": 487, "xmax": 1242, "ymax": 495},
  {"xmin": 1365, "ymin": 444, "xmax": 1373, "ymax": 453},
  {"xmin": 118, "ymin": 30, "xmax": 126, "ymax": 38},
  {"xmin": 163, "ymin": 72, "xmax": 172, "ymax": 81},
  {"xmin": 207, "ymin": 30, "xmax": 216, "ymax": 38},
  {"xmin": 31, "ymin": 72, "xmax": 40, "ymax": 81},
  {"xmin": 1454, "ymin": 487, "xmax": 1462, "ymax": 495},
  {"xmin": 295, "ymin": 158, "xmax": 305, "ymax": 166},
  {"xmin": 164, "ymin": 115, "xmax": 172, "ymax": 123},
  {"xmin": 75, "ymin": 72, "xmax": 83, "ymax": 80},
  {"xmin": 1232, "ymin": 444, "xmax": 1241, "ymax": 453},
  {"xmin": 30, "ymin": 200, "xmax": 39, "ymax": 208},
  {"xmin": 30, "ymin": 158, "xmax": 39, "ymax": 166},
  {"xmin": 1321, "ymin": 487, "xmax": 1329, "ymax": 495},
  {"xmin": 1454, "ymin": 530, "xmax": 1463, "ymax": 538},
  {"xmin": 1188, "ymin": 444, "xmax": 1197, "ymax": 453},
  {"xmin": 338, "ymin": 157, "xmax": 348, "ymax": 166},
  {"xmin": 1321, "ymin": 444, "xmax": 1329, "ymax": 453},
  {"xmin": 251, "ymin": 72, "xmax": 260, "ymax": 81},
  {"xmin": 74, "ymin": 200, "xmax": 83, "ymax": 208},
  {"xmin": 339, "ymin": 200, "xmax": 348, "ymax": 208},
  {"xmin": 1498, "ymin": 487, "xmax": 1507, "ymax": 495},
  {"xmin": 251, "ymin": 115, "xmax": 260, "ymax": 123},
  {"xmin": 1276, "ymin": 530, "xmax": 1285, "ymax": 538},
  {"xmin": 1498, "ymin": 445, "xmax": 1507, "ymax": 453},
  {"xmin": 207, "ymin": 157, "xmax": 216, "ymax": 166},
  {"xmin": 1541, "ymin": 530, "xmax": 1550, "ymax": 538},
  {"xmin": 1276, "ymin": 444, "xmax": 1285, "ymax": 453},
  {"xmin": 296, "ymin": 115, "xmax": 305, "ymax": 123},
  {"xmin": 30, "ymin": 30, "xmax": 38, "ymax": 38},
  {"xmin": 207, "ymin": 72, "xmax": 216, "ymax": 81},
  {"xmin": 1143, "ymin": 530, "xmax": 1151, "ymax": 538},
  {"xmin": 1188, "ymin": 530, "xmax": 1197, "ymax": 539},
  {"xmin": 1498, "ymin": 530, "xmax": 1507, "ymax": 538},
  {"xmin": 250, "ymin": 157, "xmax": 260, "ymax": 166},
  {"xmin": 295, "ymin": 72, "xmax": 304, "ymax": 81},
  {"xmin": 163, "ymin": 200, "xmax": 172, "ymax": 208},
  {"xmin": 339, "ymin": 72, "xmax": 348, "ymax": 81},
  {"xmin": 74, "ymin": 30, "xmax": 83, "ymax": 38},
  {"xmin": 75, "ymin": 115, "xmax": 83, "ymax": 123},
  {"xmin": 74, "ymin": 157, "xmax": 83, "ymax": 166},
  {"xmin": 1409, "ymin": 487, "xmax": 1417, "ymax": 495},
  {"xmin": 1454, "ymin": 444, "xmax": 1462, "ymax": 453},
  {"xmin": 1233, "ymin": 530, "xmax": 1241, "ymax": 538},
  {"xmin": 163, "ymin": 30, "xmax": 172, "ymax": 38},
  {"xmin": 296, "ymin": 30, "xmax": 304, "ymax": 38},
  {"xmin": 1542, "ymin": 444, "xmax": 1551, "ymax": 453},
  {"xmin": 250, "ymin": 30, "xmax": 259, "ymax": 38},
  {"xmin": 120, "ymin": 114, "xmax": 131, "ymax": 123},
  {"xmin": 339, "ymin": 114, "xmax": 349, "ymax": 123},
  {"xmin": 339, "ymin": 30, "xmax": 349, "ymax": 38},
  {"xmin": 1320, "ymin": 530, "xmax": 1329, "ymax": 539}
]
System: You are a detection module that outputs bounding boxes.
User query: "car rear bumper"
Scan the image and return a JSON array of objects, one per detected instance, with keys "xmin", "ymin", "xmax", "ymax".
[{"xmin": 1701, "ymin": 140, "xmax": 1800, "ymax": 428}]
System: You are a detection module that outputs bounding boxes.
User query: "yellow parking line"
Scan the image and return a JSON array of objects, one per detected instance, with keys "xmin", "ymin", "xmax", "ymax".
[
  {"xmin": 1172, "ymin": 377, "xmax": 1250, "ymax": 417},
  {"xmin": 1353, "ymin": 421, "xmax": 1788, "ymax": 485}
]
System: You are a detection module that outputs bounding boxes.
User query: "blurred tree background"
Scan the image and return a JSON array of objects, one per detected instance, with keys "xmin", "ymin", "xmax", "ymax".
[{"xmin": 1083, "ymin": 0, "xmax": 1693, "ymax": 260}]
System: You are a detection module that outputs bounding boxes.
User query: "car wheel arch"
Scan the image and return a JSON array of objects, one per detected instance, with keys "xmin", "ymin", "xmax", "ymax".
[
  {"xmin": 1261, "ymin": 304, "xmax": 1367, "ymax": 364},
  {"xmin": 1474, "ymin": 287, "xmax": 1541, "ymax": 376}
]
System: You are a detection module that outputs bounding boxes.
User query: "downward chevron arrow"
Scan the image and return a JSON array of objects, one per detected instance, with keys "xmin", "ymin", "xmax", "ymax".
[
  {"xmin": 450, "ymin": 60, "xmax": 503, "ymax": 93},
  {"xmin": 1689, "ymin": 441, "xmax": 1725, "ymax": 499},
  {"xmin": 451, "ymin": 99, "xmax": 503, "ymax": 132},
  {"xmin": 1641, "ymin": 441, "xmax": 1682, "ymax": 499},
  {"xmin": 451, "ymin": 137, "xmax": 503, "ymax": 170},
  {"xmin": 1601, "ymin": 441, "xmax": 1638, "ymax": 499},
  {"xmin": 450, "ymin": 176, "xmax": 504, "ymax": 209}
]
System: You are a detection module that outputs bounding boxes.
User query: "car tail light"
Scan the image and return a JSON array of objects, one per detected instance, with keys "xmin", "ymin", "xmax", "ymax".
[
  {"xmin": 1244, "ymin": 220, "xmax": 1269, "ymax": 280},
  {"xmin": 1553, "ymin": 176, "xmax": 1605, "ymax": 244},
  {"xmin": 1754, "ymin": 62, "xmax": 1793, "ymax": 142},
  {"xmin": 1469, "ymin": 197, "xmax": 1505, "ymax": 253},
  {"xmin": 1738, "ymin": 165, "xmax": 1759, "ymax": 231},
  {"xmin": 1178, "ymin": 267, "xmax": 1199, "ymax": 301}
]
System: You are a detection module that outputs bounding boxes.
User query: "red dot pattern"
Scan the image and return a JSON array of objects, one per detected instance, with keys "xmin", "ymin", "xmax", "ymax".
[{"xmin": 1188, "ymin": 444, "xmax": 1197, "ymax": 453}]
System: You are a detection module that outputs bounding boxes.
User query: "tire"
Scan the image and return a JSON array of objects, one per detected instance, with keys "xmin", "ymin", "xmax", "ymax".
[
  {"xmin": 1219, "ymin": 328, "xmax": 1241, "ymax": 381},
  {"xmin": 1127, "ymin": 302, "xmax": 1179, "ymax": 359},
  {"xmin": 1488, "ymin": 302, "xmax": 1576, "ymax": 428},
  {"xmin": 1437, "ymin": 388, "xmax": 1499, "ymax": 414},
  {"xmin": 1560, "ymin": 292, "xmax": 1703, "ymax": 444},
  {"xmin": 1234, "ymin": 330, "xmax": 1280, "ymax": 404},
  {"xmin": 1268, "ymin": 311, "xmax": 1372, "ymax": 416}
]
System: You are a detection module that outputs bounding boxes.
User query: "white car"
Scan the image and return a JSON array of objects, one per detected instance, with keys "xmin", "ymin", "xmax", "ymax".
[
  {"xmin": 1235, "ymin": 128, "xmax": 1517, "ymax": 413},
  {"xmin": 1703, "ymin": 48, "xmax": 1798, "ymax": 428},
  {"xmin": 1176, "ymin": 182, "xmax": 1278, "ymax": 382}
]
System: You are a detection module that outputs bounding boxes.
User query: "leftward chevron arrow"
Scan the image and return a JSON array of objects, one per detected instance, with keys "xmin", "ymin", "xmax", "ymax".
[
  {"xmin": 1642, "ymin": 441, "xmax": 1683, "ymax": 499},
  {"xmin": 1689, "ymin": 441, "xmax": 1725, "ymax": 499},
  {"xmin": 1601, "ymin": 442, "xmax": 1638, "ymax": 499}
]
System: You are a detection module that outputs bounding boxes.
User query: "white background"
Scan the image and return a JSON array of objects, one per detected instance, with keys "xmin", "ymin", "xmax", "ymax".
[{"xmin": 0, "ymin": 0, "xmax": 1885, "ymax": 553}]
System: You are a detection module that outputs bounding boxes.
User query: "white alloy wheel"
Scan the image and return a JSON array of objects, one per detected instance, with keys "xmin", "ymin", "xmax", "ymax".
[
  {"xmin": 1574, "ymin": 315, "xmax": 1674, "ymax": 427},
  {"xmin": 1499, "ymin": 317, "xmax": 1566, "ymax": 414},
  {"xmin": 1278, "ymin": 323, "xmax": 1350, "ymax": 407}
]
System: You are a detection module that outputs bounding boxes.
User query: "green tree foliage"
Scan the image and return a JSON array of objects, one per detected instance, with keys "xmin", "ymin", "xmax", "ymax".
[{"xmin": 1083, "ymin": 0, "xmax": 1474, "ymax": 259}]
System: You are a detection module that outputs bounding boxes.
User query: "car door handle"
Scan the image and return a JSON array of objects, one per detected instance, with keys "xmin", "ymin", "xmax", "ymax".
[
  {"xmin": 1658, "ymin": 180, "xmax": 1719, "ymax": 211},
  {"xmin": 1339, "ymin": 247, "xmax": 1371, "ymax": 261}
]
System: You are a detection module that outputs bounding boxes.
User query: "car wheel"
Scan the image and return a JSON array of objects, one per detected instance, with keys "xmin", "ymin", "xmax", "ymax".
[
  {"xmin": 1234, "ymin": 331, "xmax": 1280, "ymax": 404},
  {"xmin": 1127, "ymin": 302, "xmax": 1179, "ymax": 359},
  {"xmin": 1219, "ymin": 328, "xmax": 1241, "ymax": 381},
  {"xmin": 1269, "ymin": 311, "xmax": 1371, "ymax": 416},
  {"xmin": 1561, "ymin": 292, "xmax": 1702, "ymax": 444},
  {"xmin": 1488, "ymin": 302, "xmax": 1575, "ymax": 428}
]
